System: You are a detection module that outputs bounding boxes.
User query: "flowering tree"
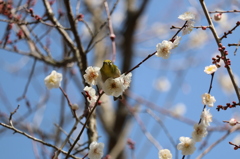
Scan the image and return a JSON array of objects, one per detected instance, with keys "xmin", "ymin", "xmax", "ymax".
[{"xmin": 1, "ymin": 0, "xmax": 240, "ymax": 159}]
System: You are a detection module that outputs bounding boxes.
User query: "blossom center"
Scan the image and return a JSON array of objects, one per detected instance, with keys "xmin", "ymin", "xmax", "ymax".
[
  {"xmin": 184, "ymin": 143, "xmax": 190, "ymax": 148},
  {"xmin": 205, "ymin": 94, "xmax": 210, "ymax": 102},
  {"xmin": 93, "ymin": 148, "xmax": 100, "ymax": 154},
  {"xmin": 111, "ymin": 82, "xmax": 117, "ymax": 89},
  {"xmin": 49, "ymin": 75, "xmax": 56, "ymax": 83}
]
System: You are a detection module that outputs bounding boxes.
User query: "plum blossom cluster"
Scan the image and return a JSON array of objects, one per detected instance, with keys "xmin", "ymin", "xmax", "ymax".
[
  {"xmin": 178, "ymin": 12, "xmax": 195, "ymax": 35},
  {"xmin": 155, "ymin": 11, "xmax": 195, "ymax": 59},
  {"xmin": 177, "ymin": 63, "xmax": 218, "ymax": 156},
  {"xmin": 177, "ymin": 108, "xmax": 213, "ymax": 156},
  {"xmin": 155, "ymin": 36, "xmax": 181, "ymax": 59},
  {"xmin": 83, "ymin": 65, "xmax": 132, "ymax": 98}
]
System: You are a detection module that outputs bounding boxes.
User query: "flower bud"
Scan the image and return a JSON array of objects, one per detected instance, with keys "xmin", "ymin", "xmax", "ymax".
[{"xmin": 214, "ymin": 13, "xmax": 222, "ymax": 21}]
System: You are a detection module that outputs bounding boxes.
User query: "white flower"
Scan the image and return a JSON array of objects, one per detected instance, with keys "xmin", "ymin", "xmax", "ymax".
[
  {"xmin": 177, "ymin": 137, "xmax": 196, "ymax": 155},
  {"xmin": 155, "ymin": 77, "xmax": 171, "ymax": 92},
  {"xmin": 201, "ymin": 108, "xmax": 212, "ymax": 126},
  {"xmin": 218, "ymin": 74, "xmax": 239, "ymax": 94},
  {"xmin": 156, "ymin": 40, "xmax": 173, "ymax": 59},
  {"xmin": 204, "ymin": 65, "xmax": 217, "ymax": 74},
  {"xmin": 88, "ymin": 141, "xmax": 104, "ymax": 159},
  {"xmin": 44, "ymin": 70, "xmax": 62, "ymax": 89},
  {"xmin": 102, "ymin": 77, "xmax": 124, "ymax": 97},
  {"xmin": 121, "ymin": 73, "xmax": 132, "ymax": 90},
  {"xmin": 191, "ymin": 123, "xmax": 208, "ymax": 142},
  {"xmin": 232, "ymin": 134, "xmax": 240, "ymax": 145},
  {"xmin": 182, "ymin": 21, "xmax": 195, "ymax": 35},
  {"xmin": 172, "ymin": 36, "xmax": 181, "ymax": 49},
  {"xmin": 171, "ymin": 103, "xmax": 186, "ymax": 117},
  {"xmin": 159, "ymin": 149, "xmax": 172, "ymax": 159},
  {"xmin": 178, "ymin": 12, "xmax": 195, "ymax": 21},
  {"xmin": 202, "ymin": 93, "xmax": 216, "ymax": 107},
  {"xmin": 228, "ymin": 118, "xmax": 238, "ymax": 126},
  {"xmin": 83, "ymin": 66, "xmax": 100, "ymax": 85},
  {"xmin": 84, "ymin": 86, "xmax": 98, "ymax": 106}
]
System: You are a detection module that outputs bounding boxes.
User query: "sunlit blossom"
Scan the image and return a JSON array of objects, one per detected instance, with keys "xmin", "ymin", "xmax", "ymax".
[
  {"xmin": 156, "ymin": 40, "xmax": 173, "ymax": 59},
  {"xmin": 102, "ymin": 77, "xmax": 124, "ymax": 97},
  {"xmin": 177, "ymin": 137, "xmax": 196, "ymax": 155},
  {"xmin": 202, "ymin": 93, "xmax": 216, "ymax": 107},
  {"xmin": 44, "ymin": 70, "xmax": 62, "ymax": 89},
  {"xmin": 159, "ymin": 149, "xmax": 172, "ymax": 159},
  {"xmin": 204, "ymin": 65, "xmax": 217, "ymax": 74},
  {"xmin": 178, "ymin": 12, "xmax": 195, "ymax": 21},
  {"xmin": 201, "ymin": 108, "xmax": 212, "ymax": 126},
  {"xmin": 84, "ymin": 66, "xmax": 100, "ymax": 85},
  {"xmin": 88, "ymin": 141, "xmax": 104, "ymax": 159},
  {"xmin": 84, "ymin": 86, "xmax": 98, "ymax": 106},
  {"xmin": 182, "ymin": 21, "xmax": 195, "ymax": 35},
  {"xmin": 191, "ymin": 123, "xmax": 208, "ymax": 142}
]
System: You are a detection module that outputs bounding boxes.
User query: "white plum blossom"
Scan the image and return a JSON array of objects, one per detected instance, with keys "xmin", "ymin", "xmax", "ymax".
[
  {"xmin": 218, "ymin": 74, "xmax": 239, "ymax": 94},
  {"xmin": 156, "ymin": 40, "xmax": 174, "ymax": 59},
  {"xmin": 228, "ymin": 118, "xmax": 238, "ymax": 126},
  {"xmin": 83, "ymin": 66, "xmax": 100, "ymax": 85},
  {"xmin": 204, "ymin": 65, "xmax": 217, "ymax": 74},
  {"xmin": 44, "ymin": 70, "xmax": 62, "ymax": 89},
  {"xmin": 191, "ymin": 123, "xmax": 208, "ymax": 142},
  {"xmin": 178, "ymin": 12, "xmax": 195, "ymax": 21},
  {"xmin": 102, "ymin": 77, "xmax": 125, "ymax": 97},
  {"xmin": 121, "ymin": 72, "xmax": 132, "ymax": 90},
  {"xmin": 159, "ymin": 149, "xmax": 172, "ymax": 159},
  {"xmin": 84, "ymin": 86, "xmax": 98, "ymax": 106},
  {"xmin": 182, "ymin": 20, "xmax": 195, "ymax": 35},
  {"xmin": 202, "ymin": 93, "xmax": 216, "ymax": 107},
  {"xmin": 177, "ymin": 137, "xmax": 196, "ymax": 155},
  {"xmin": 172, "ymin": 36, "xmax": 181, "ymax": 49},
  {"xmin": 88, "ymin": 141, "xmax": 104, "ymax": 159},
  {"xmin": 155, "ymin": 77, "xmax": 171, "ymax": 92},
  {"xmin": 201, "ymin": 108, "xmax": 212, "ymax": 126},
  {"xmin": 171, "ymin": 103, "xmax": 186, "ymax": 117},
  {"xmin": 232, "ymin": 134, "xmax": 240, "ymax": 145}
]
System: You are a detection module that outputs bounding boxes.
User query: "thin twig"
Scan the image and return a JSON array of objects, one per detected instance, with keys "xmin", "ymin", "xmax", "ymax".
[
  {"xmin": 123, "ymin": 100, "xmax": 162, "ymax": 150},
  {"xmin": 199, "ymin": 0, "xmax": 240, "ymax": 102},
  {"xmin": 196, "ymin": 126, "xmax": 239, "ymax": 159},
  {"xmin": 65, "ymin": 92, "xmax": 104, "ymax": 159},
  {"xmin": 209, "ymin": 10, "xmax": 240, "ymax": 14},
  {"xmin": 17, "ymin": 58, "xmax": 37, "ymax": 101},
  {"xmin": 104, "ymin": 1, "xmax": 116, "ymax": 62},
  {"xmin": 9, "ymin": 105, "xmax": 20, "ymax": 126},
  {"xmin": 0, "ymin": 122, "xmax": 80, "ymax": 159}
]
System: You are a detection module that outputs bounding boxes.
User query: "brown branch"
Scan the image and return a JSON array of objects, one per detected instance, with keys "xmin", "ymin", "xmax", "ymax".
[
  {"xmin": 104, "ymin": 1, "xmax": 116, "ymax": 63},
  {"xmin": 209, "ymin": 10, "xmax": 240, "ymax": 14},
  {"xmin": 9, "ymin": 105, "xmax": 20, "ymax": 126},
  {"xmin": 199, "ymin": 0, "xmax": 240, "ymax": 102},
  {"xmin": 196, "ymin": 126, "xmax": 240, "ymax": 159},
  {"xmin": 65, "ymin": 92, "xmax": 104, "ymax": 159},
  {"xmin": 0, "ymin": 122, "xmax": 80, "ymax": 159}
]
